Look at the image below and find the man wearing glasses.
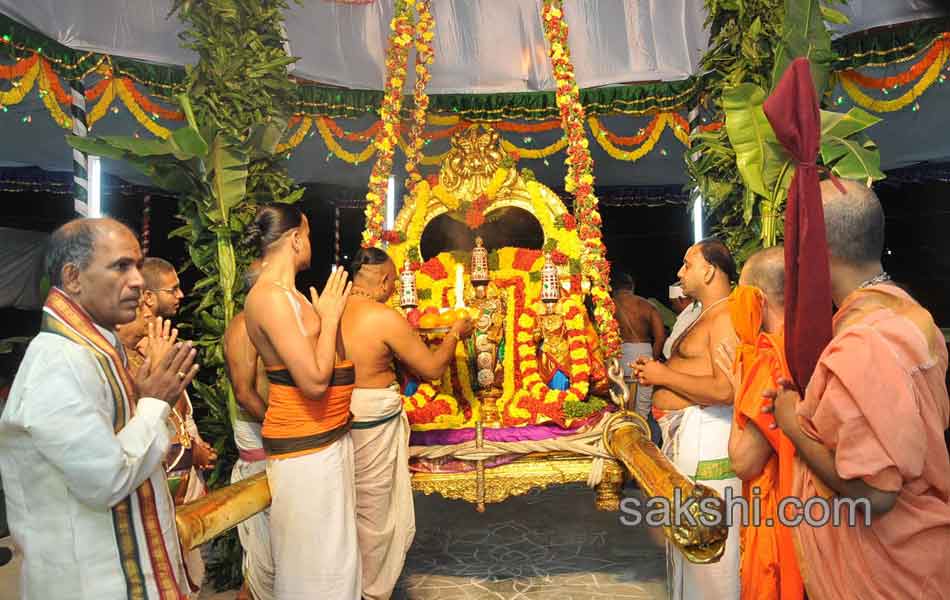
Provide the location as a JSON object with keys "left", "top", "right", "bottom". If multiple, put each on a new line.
{"left": 143, "top": 257, "right": 185, "bottom": 319}
{"left": 142, "top": 256, "right": 215, "bottom": 596}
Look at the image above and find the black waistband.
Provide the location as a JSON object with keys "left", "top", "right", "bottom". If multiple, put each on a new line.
{"left": 266, "top": 364, "right": 356, "bottom": 388}
{"left": 262, "top": 414, "right": 353, "bottom": 456}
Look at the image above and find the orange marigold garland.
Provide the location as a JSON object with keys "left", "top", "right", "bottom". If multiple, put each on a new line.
{"left": 404, "top": 0, "right": 435, "bottom": 192}
{"left": 362, "top": 0, "right": 414, "bottom": 248}
{"left": 540, "top": 0, "right": 621, "bottom": 358}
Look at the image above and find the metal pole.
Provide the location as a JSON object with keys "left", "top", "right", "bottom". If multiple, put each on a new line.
{"left": 70, "top": 80, "right": 89, "bottom": 216}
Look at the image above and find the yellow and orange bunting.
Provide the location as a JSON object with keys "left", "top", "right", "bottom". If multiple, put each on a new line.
{"left": 588, "top": 113, "right": 688, "bottom": 161}
{"left": 114, "top": 78, "right": 172, "bottom": 138}
{"left": 277, "top": 115, "right": 313, "bottom": 153}
{"left": 840, "top": 42, "right": 949, "bottom": 113}
{"left": 0, "top": 58, "right": 39, "bottom": 106}
{"left": 37, "top": 62, "right": 72, "bottom": 129}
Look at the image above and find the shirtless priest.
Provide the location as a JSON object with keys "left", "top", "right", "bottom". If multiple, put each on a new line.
{"left": 340, "top": 247, "right": 473, "bottom": 600}
{"left": 632, "top": 238, "right": 740, "bottom": 600}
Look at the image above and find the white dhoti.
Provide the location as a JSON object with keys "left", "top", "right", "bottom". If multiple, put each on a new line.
{"left": 176, "top": 392, "right": 207, "bottom": 597}
{"left": 231, "top": 418, "right": 274, "bottom": 600}
{"left": 621, "top": 342, "right": 654, "bottom": 417}
{"left": 267, "top": 436, "right": 361, "bottom": 600}
{"left": 180, "top": 466, "right": 207, "bottom": 595}
{"left": 665, "top": 404, "right": 741, "bottom": 600}
{"left": 349, "top": 386, "right": 415, "bottom": 600}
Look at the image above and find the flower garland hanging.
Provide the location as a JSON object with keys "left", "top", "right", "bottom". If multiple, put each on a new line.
{"left": 840, "top": 45, "right": 949, "bottom": 113}
{"left": 114, "top": 78, "right": 172, "bottom": 138}
{"left": 315, "top": 117, "right": 376, "bottom": 163}
{"left": 588, "top": 113, "right": 688, "bottom": 161}
{"left": 0, "top": 58, "right": 39, "bottom": 106}
{"left": 540, "top": 0, "right": 621, "bottom": 358}
{"left": 362, "top": 0, "right": 414, "bottom": 248}
{"left": 404, "top": 0, "right": 435, "bottom": 192}
{"left": 37, "top": 61, "right": 72, "bottom": 129}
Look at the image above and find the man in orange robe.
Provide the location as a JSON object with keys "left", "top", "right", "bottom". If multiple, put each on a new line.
{"left": 769, "top": 180, "right": 950, "bottom": 600}
{"left": 721, "top": 247, "right": 803, "bottom": 600}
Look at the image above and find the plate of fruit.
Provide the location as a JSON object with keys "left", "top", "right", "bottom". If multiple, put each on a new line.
{"left": 406, "top": 306, "right": 475, "bottom": 333}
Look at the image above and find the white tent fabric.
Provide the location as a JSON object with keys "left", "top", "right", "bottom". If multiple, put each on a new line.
{"left": 0, "top": 1, "right": 946, "bottom": 93}
{"left": 0, "top": 228, "right": 47, "bottom": 310}
{"left": 834, "top": 0, "right": 948, "bottom": 36}
{"left": 0, "top": 0, "right": 710, "bottom": 92}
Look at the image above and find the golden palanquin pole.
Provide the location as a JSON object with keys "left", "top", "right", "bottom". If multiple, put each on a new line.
{"left": 175, "top": 472, "right": 270, "bottom": 551}
{"left": 602, "top": 411, "right": 729, "bottom": 564}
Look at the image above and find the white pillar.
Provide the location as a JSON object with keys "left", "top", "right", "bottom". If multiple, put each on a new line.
{"left": 692, "top": 196, "right": 703, "bottom": 243}
{"left": 87, "top": 155, "right": 102, "bottom": 218}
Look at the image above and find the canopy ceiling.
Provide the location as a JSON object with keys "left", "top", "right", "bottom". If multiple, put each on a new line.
{"left": 0, "top": 0, "right": 946, "bottom": 93}
{"left": 0, "top": 1, "right": 949, "bottom": 190}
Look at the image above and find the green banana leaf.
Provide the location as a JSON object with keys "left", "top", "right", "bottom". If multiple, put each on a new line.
{"left": 722, "top": 83, "right": 793, "bottom": 200}
{"left": 819, "top": 107, "right": 885, "bottom": 182}
{"left": 171, "top": 126, "right": 209, "bottom": 159}
{"left": 206, "top": 132, "right": 249, "bottom": 223}
{"left": 66, "top": 135, "right": 141, "bottom": 161}
{"left": 771, "top": 0, "right": 835, "bottom": 96}
{"left": 246, "top": 118, "right": 287, "bottom": 159}
{"left": 820, "top": 5, "right": 850, "bottom": 26}
{"left": 820, "top": 106, "right": 881, "bottom": 140}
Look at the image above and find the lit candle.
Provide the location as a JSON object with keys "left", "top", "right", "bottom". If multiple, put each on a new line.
{"left": 455, "top": 263, "right": 465, "bottom": 308}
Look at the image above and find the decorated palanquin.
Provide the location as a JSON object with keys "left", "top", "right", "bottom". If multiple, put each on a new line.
{"left": 380, "top": 124, "right": 628, "bottom": 510}
{"left": 176, "top": 126, "right": 732, "bottom": 565}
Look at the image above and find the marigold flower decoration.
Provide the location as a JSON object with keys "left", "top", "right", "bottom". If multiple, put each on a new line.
{"left": 404, "top": 0, "right": 435, "bottom": 192}
{"left": 362, "top": 0, "right": 414, "bottom": 248}
{"left": 464, "top": 193, "right": 492, "bottom": 229}
{"left": 540, "top": 0, "right": 620, "bottom": 356}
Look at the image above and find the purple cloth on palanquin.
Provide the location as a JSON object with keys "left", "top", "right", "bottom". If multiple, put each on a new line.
{"left": 408, "top": 410, "right": 610, "bottom": 446}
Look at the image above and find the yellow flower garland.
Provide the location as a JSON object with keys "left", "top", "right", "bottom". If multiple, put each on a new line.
{"left": 500, "top": 136, "right": 568, "bottom": 159}
{"left": 0, "top": 60, "right": 39, "bottom": 106}
{"left": 114, "top": 77, "right": 171, "bottom": 139}
{"left": 276, "top": 116, "right": 312, "bottom": 153}
{"left": 37, "top": 65, "right": 72, "bottom": 129}
{"left": 589, "top": 113, "right": 668, "bottom": 161}
{"left": 87, "top": 80, "right": 117, "bottom": 128}
{"left": 840, "top": 46, "right": 949, "bottom": 112}
{"left": 315, "top": 117, "right": 377, "bottom": 163}
{"left": 404, "top": 0, "right": 435, "bottom": 190}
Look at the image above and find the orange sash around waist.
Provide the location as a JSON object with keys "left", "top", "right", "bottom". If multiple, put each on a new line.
{"left": 261, "top": 361, "right": 355, "bottom": 459}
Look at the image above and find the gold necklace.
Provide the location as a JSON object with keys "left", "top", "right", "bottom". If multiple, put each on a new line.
{"left": 350, "top": 287, "right": 376, "bottom": 301}
{"left": 697, "top": 295, "right": 728, "bottom": 318}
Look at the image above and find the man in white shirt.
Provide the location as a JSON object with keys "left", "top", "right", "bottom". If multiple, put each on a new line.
{"left": 0, "top": 217, "right": 199, "bottom": 599}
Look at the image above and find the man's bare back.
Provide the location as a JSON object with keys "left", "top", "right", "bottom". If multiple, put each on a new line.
{"left": 341, "top": 296, "right": 472, "bottom": 389}
{"left": 340, "top": 297, "right": 403, "bottom": 388}
{"left": 614, "top": 291, "right": 662, "bottom": 343}
{"left": 340, "top": 255, "right": 472, "bottom": 389}
{"left": 223, "top": 311, "right": 269, "bottom": 420}
{"left": 651, "top": 301, "right": 731, "bottom": 411}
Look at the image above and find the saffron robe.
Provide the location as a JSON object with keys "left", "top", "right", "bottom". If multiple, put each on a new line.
{"left": 793, "top": 284, "right": 950, "bottom": 600}
{"left": 729, "top": 286, "right": 803, "bottom": 600}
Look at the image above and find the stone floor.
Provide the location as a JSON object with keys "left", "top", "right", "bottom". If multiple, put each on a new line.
{"left": 2, "top": 484, "right": 669, "bottom": 600}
